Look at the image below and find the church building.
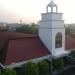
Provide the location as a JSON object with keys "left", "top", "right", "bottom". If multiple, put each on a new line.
{"left": 0, "top": 0, "right": 74, "bottom": 68}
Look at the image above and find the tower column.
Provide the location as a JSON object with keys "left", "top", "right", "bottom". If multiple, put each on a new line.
{"left": 51, "top": 7, "right": 53, "bottom": 12}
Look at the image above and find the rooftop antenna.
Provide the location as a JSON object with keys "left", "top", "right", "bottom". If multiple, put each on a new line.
{"left": 20, "top": 20, "right": 22, "bottom": 24}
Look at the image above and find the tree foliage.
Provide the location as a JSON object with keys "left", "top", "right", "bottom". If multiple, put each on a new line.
{"left": 16, "top": 23, "right": 38, "bottom": 34}
{"left": 0, "top": 69, "right": 2, "bottom": 75}
{"left": 70, "top": 50, "right": 75, "bottom": 57}
{"left": 65, "top": 25, "right": 75, "bottom": 35}
{"left": 65, "top": 27, "right": 70, "bottom": 35}
{"left": 22, "top": 61, "right": 39, "bottom": 75}
{"left": 52, "top": 58, "right": 64, "bottom": 72}
{"left": 3, "top": 68, "right": 16, "bottom": 75}
{"left": 38, "top": 60, "right": 50, "bottom": 74}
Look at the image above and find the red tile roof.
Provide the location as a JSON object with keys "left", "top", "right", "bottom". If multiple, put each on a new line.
{"left": 0, "top": 32, "right": 37, "bottom": 39}
{"left": 5, "top": 37, "right": 50, "bottom": 64}
{"left": 65, "top": 35, "right": 75, "bottom": 50}
{"left": 0, "top": 32, "right": 75, "bottom": 64}
{"left": 0, "top": 32, "right": 38, "bottom": 51}
{"left": 0, "top": 32, "right": 50, "bottom": 64}
{"left": 0, "top": 32, "right": 37, "bottom": 50}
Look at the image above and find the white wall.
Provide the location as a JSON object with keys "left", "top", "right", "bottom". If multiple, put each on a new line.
{"left": 42, "top": 13, "right": 63, "bottom": 21}
{"left": 52, "top": 21, "right": 64, "bottom": 28}
{"left": 39, "top": 29, "right": 52, "bottom": 52}
{"left": 39, "top": 12, "right": 68, "bottom": 57}
{"left": 39, "top": 20, "right": 64, "bottom": 29}
{"left": 52, "top": 28, "right": 65, "bottom": 50}
{"left": 39, "top": 21, "right": 52, "bottom": 28}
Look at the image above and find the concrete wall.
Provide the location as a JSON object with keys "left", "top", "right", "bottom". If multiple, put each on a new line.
{"left": 52, "top": 28, "right": 65, "bottom": 51}
{"left": 39, "top": 12, "right": 66, "bottom": 57}
{"left": 39, "top": 29, "right": 52, "bottom": 52}
{"left": 42, "top": 13, "right": 63, "bottom": 21}
{"left": 39, "top": 20, "right": 64, "bottom": 29}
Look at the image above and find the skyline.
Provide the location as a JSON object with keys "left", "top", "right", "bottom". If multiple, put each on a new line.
{"left": 0, "top": 0, "right": 75, "bottom": 24}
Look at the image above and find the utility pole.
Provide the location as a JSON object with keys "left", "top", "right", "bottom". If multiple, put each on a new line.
{"left": 20, "top": 20, "right": 22, "bottom": 24}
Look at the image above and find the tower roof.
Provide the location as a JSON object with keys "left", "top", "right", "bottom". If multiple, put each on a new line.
{"left": 46, "top": 0, "right": 58, "bottom": 13}
{"left": 47, "top": 0, "right": 57, "bottom": 7}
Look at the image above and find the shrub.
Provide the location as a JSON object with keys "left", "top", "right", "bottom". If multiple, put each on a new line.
{"left": 38, "top": 60, "right": 50, "bottom": 75}
{"left": 0, "top": 69, "right": 2, "bottom": 75}
{"left": 14, "top": 67, "right": 23, "bottom": 75}
{"left": 22, "top": 61, "right": 39, "bottom": 75}
{"left": 52, "top": 58, "right": 64, "bottom": 72}
{"left": 3, "top": 68, "right": 16, "bottom": 75}
{"left": 70, "top": 50, "right": 75, "bottom": 57}
{"left": 16, "top": 24, "right": 38, "bottom": 34}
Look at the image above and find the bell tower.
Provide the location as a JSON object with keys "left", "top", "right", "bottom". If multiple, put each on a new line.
{"left": 39, "top": 0, "right": 69, "bottom": 57}
{"left": 46, "top": 0, "right": 58, "bottom": 13}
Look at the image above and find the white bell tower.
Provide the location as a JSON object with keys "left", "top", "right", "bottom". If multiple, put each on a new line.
{"left": 39, "top": 0, "right": 69, "bottom": 58}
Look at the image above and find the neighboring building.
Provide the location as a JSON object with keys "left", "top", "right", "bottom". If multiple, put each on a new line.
{"left": 0, "top": 23, "right": 20, "bottom": 31}
{"left": 0, "top": 22, "right": 8, "bottom": 30}
{"left": 0, "top": 0, "right": 74, "bottom": 68}
{"left": 7, "top": 23, "right": 22, "bottom": 31}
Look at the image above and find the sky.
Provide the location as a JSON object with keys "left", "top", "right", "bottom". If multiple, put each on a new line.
{"left": 0, "top": 0, "right": 75, "bottom": 24}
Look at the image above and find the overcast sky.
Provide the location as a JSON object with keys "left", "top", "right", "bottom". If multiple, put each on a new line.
{"left": 0, "top": 0, "right": 75, "bottom": 24}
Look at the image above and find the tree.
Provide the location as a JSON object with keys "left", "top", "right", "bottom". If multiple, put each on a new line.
{"left": 65, "top": 27, "right": 70, "bottom": 35}
{"left": 31, "top": 23, "right": 38, "bottom": 34}
{"left": 38, "top": 60, "right": 50, "bottom": 75}
{"left": 22, "top": 61, "right": 39, "bottom": 75}
{"left": 16, "top": 23, "right": 38, "bottom": 34}
{"left": 3, "top": 68, "right": 16, "bottom": 75}
{"left": 52, "top": 58, "right": 64, "bottom": 72}
{"left": 16, "top": 25, "right": 31, "bottom": 33}
{"left": 70, "top": 50, "right": 75, "bottom": 57}
{"left": 0, "top": 69, "right": 2, "bottom": 75}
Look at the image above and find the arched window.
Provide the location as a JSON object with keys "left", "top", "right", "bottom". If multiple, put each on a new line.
{"left": 55, "top": 32, "right": 62, "bottom": 48}
{"left": 53, "top": 6, "right": 57, "bottom": 12}
{"left": 47, "top": 7, "right": 51, "bottom": 12}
